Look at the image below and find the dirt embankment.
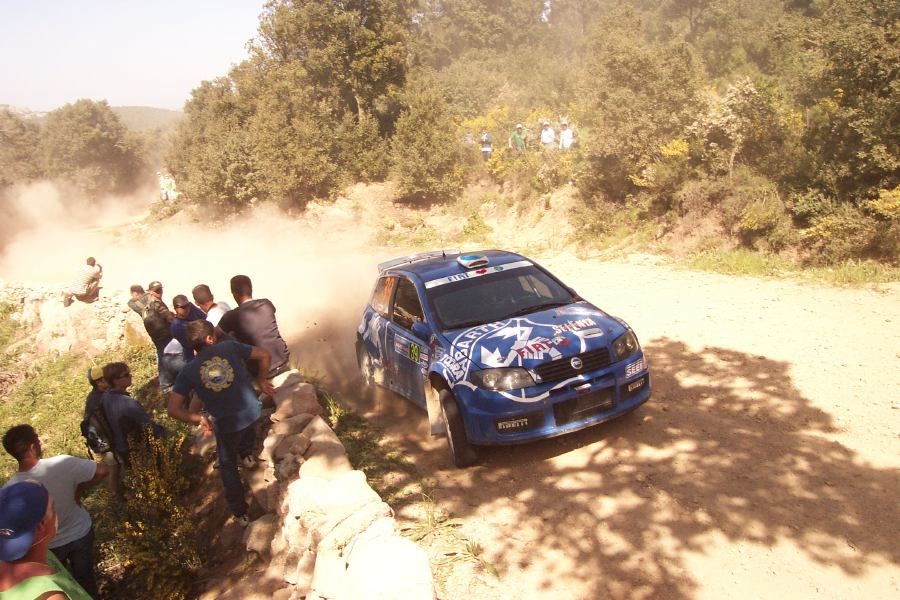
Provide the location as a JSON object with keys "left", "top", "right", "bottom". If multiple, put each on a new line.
{"left": 1, "top": 182, "right": 897, "bottom": 599}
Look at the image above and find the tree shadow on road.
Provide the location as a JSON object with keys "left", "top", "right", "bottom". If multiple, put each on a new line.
{"left": 427, "top": 337, "right": 898, "bottom": 597}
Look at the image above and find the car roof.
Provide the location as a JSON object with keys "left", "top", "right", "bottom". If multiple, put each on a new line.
{"left": 382, "top": 249, "right": 529, "bottom": 282}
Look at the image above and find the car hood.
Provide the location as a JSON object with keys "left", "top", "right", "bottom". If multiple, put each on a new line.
{"left": 443, "top": 301, "right": 626, "bottom": 370}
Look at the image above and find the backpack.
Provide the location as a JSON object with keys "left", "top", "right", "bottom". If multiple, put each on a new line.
{"left": 80, "top": 400, "right": 114, "bottom": 457}
{"left": 140, "top": 296, "right": 171, "bottom": 341}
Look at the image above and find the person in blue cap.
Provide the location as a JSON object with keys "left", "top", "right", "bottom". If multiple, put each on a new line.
{"left": 0, "top": 481, "right": 91, "bottom": 599}
{"left": 3, "top": 425, "right": 107, "bottom": 598}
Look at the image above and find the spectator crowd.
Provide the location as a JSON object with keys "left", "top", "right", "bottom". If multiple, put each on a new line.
{"left": 3, "top": 269, "right": 293, "bottom": 599}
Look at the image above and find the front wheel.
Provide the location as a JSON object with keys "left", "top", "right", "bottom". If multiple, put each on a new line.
{"left": 439, "top": 389, "right": 478, "bottom": 468}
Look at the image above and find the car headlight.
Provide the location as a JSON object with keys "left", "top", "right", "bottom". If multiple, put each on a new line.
{"left": 612, "top": 330, "right": 640, "bottom": 362}
{"left": 471, "top": 368, "right": 536, "bottom": 391}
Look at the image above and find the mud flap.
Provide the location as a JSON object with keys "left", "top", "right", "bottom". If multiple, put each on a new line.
{"left": 425, "top": 382, "right": 446, "bottom": 436}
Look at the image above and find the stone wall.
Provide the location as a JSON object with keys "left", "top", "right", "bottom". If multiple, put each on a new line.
{"left": 212, "top": 371, "right": 435, "bottom": 600}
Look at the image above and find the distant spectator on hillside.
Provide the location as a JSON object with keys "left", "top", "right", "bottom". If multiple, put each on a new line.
{"left": 0, "top": 481, "right": 92, "bottom": 599}
{"left": 191, "top": 284, "right": 232, "bottom": 327}
{"left": 508, "top": 124, "right": 527, "bottom": 154}
{"left": 540, "top": 120, "right": 556, "bottom": 148}
{"left": 219, "top": 275, "right": 291, "bottom": 380}
{"left": 559, "top": 120, "right": 575, "bottom": 150}
{"left": 479, "top": 128, "right": 493, "bottom": 162}
{"left": 63, "top": 257, "right": 102, "bottom": 307}
{"left": 3, "top": 425, "right": 108, "bottom": 598}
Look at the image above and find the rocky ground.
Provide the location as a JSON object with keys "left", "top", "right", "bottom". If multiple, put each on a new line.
{"left": 1, "top": 183, "right": 897, "bottom": 599}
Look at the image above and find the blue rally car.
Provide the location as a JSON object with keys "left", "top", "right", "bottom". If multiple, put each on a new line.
{"left": 356, "top": 249, "right": 651, "bottom": 467}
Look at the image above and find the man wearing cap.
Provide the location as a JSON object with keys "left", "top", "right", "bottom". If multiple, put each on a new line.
{"left": 167, "top": 319, "right": 275, "bottom": 526}
{"left": 559, "top": 120, "right": 575, "bottom": 150}
{"left": 540, "top": 120, "right": 556, "bottom": 148}
{"left": 170, "top": 294, "right": 207, "bottom": 362}
{"left": 142, "top": 281, "right": 176, "bottom": 390}
{"left": 0, "top": 481, "right": 91, "bottom": 599}
{"left": 2, "top": 426, "right": 107, "bottom": 598}
{"left": 191, "top": 284, "right": 232, "bottom": 327}
{"left": 508, "top": 123, "right": 527, "bottom": 153}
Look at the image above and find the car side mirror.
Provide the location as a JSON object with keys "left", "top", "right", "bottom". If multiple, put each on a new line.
{"left": 411, "top": 321, "right": 431, "bottom": 341}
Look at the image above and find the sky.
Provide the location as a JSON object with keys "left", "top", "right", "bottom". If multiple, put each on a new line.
{"left": 0, "top": 0, "right": 266, "bottom": 112}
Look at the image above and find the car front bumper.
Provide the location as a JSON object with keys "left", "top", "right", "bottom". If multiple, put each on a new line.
{"left": 456, "top": 361, "right": 651, "bottom": 445}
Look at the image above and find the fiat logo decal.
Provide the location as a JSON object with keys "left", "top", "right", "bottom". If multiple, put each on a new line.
{"left": 570, "top": 357, "right": 583, "bottom": 370}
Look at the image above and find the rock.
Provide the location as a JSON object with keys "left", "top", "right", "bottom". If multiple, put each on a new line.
{"left": 275, "top": 432, "right": 312, "bottom": 461}
{"left": 311, "top": 548, "right": 346, "bottom": 600}
{"left": 299, "top": 441, "right": 352, "bottom": 480}
{"left": 272, "top": 383, "right": 321, "bottom": 421}
{"left": 244, "top": 514, "right": 279, "bottom": 558}
{"left": 319, "top": 501, "right": 393, "bottom": 551}
{"left": 343, "top": 535, "right": 435, "bottom": 600}
{"left": 272, "top": 586, "right": 295, "bottom": 600}
{"left": 291, "top": 548, "right": 317, "bottom": 597}
{"left": 271, "top": 413, "right": 316, "bottom": 437}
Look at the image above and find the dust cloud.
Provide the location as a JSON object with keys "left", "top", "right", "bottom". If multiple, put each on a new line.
{"left": 0, "top": 186, "right": 405, "bottom": 392}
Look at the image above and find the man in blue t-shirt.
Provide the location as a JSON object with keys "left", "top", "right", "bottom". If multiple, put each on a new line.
{"left": 167, "top": 319, "right": 274, "bottom": 525}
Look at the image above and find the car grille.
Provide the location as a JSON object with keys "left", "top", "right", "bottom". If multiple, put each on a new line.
{"left": 534, "top": 347, "right": 611, "bottom": 383}
{"left": 553, "top": 388, "right": 615, "bottom": 426}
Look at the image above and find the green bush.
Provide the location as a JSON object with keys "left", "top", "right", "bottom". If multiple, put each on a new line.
{"left": 114, "top": 432, "right": 199, "bottom": 600}
{"left": 800, "top": 203, "right": 878, "bottom": 265}
{"left": 720, "top": 172, "right": 795, "bottom": 251}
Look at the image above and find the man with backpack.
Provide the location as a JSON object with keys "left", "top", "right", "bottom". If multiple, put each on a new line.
{"left": 129, "top": 281, "right": 176, "bottom": 390}
{"left": 81, "top": 366, "right": 120, "bottom": 494}
{"left": 2, "top": 425, "right": 108, "bottom": 598}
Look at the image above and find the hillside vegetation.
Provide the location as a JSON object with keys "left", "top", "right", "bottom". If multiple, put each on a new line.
{"left": 111, "top": 106, "right": 182, "bottom": 131}
{"left": 2, "top": 0, "right": 897, "bottom": 268}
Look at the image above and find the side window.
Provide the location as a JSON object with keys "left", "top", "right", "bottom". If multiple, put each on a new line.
{"left": 371, "top": 276, "right": 396, "bottom": 318}
{"left": 392, "top": 278, "right": 424, "bottom": 332}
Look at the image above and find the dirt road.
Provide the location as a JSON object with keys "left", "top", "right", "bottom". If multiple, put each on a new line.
{"left": 314, "top": 253, "right": 900, "bottom": 600}
{"left": 2, "top": 190, "right": 897, "bottom": 599}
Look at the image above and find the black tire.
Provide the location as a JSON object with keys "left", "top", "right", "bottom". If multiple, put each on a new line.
{"left": 356, "top": 341, "right": 375, "bottom": 388}
{"left": 439, "top": 389, "right": 478, "bottom": 468}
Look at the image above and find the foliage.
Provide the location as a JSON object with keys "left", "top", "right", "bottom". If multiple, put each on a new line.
{"left": 800, "top": 202, "right": 879, "bottom": 265}
{"left": 38, "top": 100, "right": 145, "bottom": 197}
{"left": 574, "top": 6, "right": 704, "bottom": 200}
{"left": 391, "top": 83, "right": 464, "bottom": 203}
{"left": 0, "top": 109, "right": 41, "bottom": 187}
{"left": 114, "top": 433, "right": 199, "bottom": 600}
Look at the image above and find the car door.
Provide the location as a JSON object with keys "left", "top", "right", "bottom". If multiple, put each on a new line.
{"left": 385, "top": 276, "right": 428, "bottom": 407}
{"left": 361, "top": 275, "right": 396, "bottom": 384}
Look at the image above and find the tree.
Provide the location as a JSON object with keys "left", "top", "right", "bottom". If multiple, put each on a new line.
{"left": 575, "top": 7, "right": 703, "bottom": 200}
{"left": 0, "top": 109, "right": 41, "bottom": 188}
{"left": 38, "top": 100, "right": 142, "bottom": 196}
{"left": 391, "top": 82, "right": 464, "bottom": 203}
{"left": 255, "top": 0, "right": 415, "bottom": 131}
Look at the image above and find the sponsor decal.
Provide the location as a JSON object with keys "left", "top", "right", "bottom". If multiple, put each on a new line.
{"left": 625, "top": 358, "right": 645, "bottom": 378}
{"left": 409, "top": 343, "right": 420, "bottom": 363}
{"left": 497, "top": 418, "right": 530, "bottom": 430}
{"left": 424, "top": 260, "right": 532, "bottom": 289}
{"left": 552, "top": 318, "right": 599, "bottom": 336}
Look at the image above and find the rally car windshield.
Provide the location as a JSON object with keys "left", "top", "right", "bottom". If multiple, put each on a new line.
{"left": 427, "top": 266, "right": 576, "bottom": 331}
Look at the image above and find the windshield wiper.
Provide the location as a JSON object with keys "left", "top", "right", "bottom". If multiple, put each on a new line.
{"left": 504, "top": 301, "right": 571, "bottom": 319}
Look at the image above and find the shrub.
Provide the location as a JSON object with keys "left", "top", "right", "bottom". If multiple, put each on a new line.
{"left": 800, "top": 203, "right": 878, "bottom": 265}
{"left": 115, "top": 432, "right": 199, "bottom": 600}
{"left": 718, "top": 172, "right": 795, "bottom": 251}
{"left": 789, "top": 189, "right": 836, "bottom": 226}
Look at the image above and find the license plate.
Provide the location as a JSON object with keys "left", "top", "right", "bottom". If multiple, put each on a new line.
{"left": 628, "top": 378, "right": 645, "bottom": 392}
